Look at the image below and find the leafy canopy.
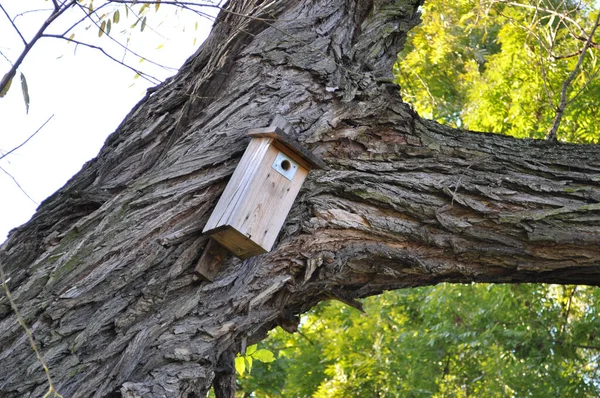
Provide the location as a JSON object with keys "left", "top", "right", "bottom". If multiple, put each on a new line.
{"left": 395, "top": 0, "right": 600, "bottom": 142}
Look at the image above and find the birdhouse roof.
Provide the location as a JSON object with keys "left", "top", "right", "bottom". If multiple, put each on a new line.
{"left": 247, "top": 126, "right": 326, "bottom": 170}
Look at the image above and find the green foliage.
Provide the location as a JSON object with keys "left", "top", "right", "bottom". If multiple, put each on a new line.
{"left": 395, "top": 0, "right": 600, "bottom": 142}
{"left": 240, "top": 285, "right": 600, "bottom": 397}
{"left": 236, "top": 344, "right": 276, "bottom": 376}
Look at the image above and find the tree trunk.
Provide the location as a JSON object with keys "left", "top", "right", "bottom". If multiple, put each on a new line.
{"left": 1, "top": 0, "right": 599, "bottom": 396}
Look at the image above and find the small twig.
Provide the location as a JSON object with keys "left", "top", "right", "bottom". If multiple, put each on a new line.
{"left": 0, "top": 0, "right": 77, "bottom": 95}
{"left": 0, "top": 114, "right": 54, "bottom": 161}
{"left": 59, "top": 1, "right": 111, "bottom": 38}
{"left": 74, "top": 3, "right": 178, "bottom": 72}
{"left": 42, "top": 35, "right": 161, "bottom": 84}
{"left": 495, "top": 1, "right": 589, "bottom": 38}
{"left": 547, "top": 12, "right": 600, "bottom": 140}
{"left": 0, "top": 263, "right": 63, "bottom": 397}
{"left": 0, "top": 5, "right": 27, "bottom": 45}
{"left": 559, "top": 286, "right": 577, "bottom": 336}
{"left": 0, "top": 166, "right": 38, "bottom": 205}
{"left": 14, "top": 8, "right": 55, "bottom": 20}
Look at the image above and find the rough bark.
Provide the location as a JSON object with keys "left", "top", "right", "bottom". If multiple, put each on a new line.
{"left": 1, "top": 0, "right": 599, "bottom": 396}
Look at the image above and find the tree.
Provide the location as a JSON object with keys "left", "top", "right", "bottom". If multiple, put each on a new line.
{"left": 1, "top": 0, "right": 599, "bottom": 397}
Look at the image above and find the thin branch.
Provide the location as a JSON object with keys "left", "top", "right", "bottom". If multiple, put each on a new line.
{"left": 0, "top": 263, "right": 62, "bottom": 397}
{"left": 42, "top": 35, "right": 161, "bottom": 84}
{"left": 0, "top": 50, "right": 12, "bottom": 65}
{"left": 567, "top": 63, "right": 600, "bottom": 105}
{"left": 14, "top": 8, "right": 55, "bottom": 21}
{"left": 547, "top": 11, "right": 600, "bottom": 140}
{"left": 0, "top": 5, "right": 27, "bottom": 46}
{"left": 74, "top": 3, "right": 178, "bottom": 72}
{"left": 0, "top": 166, "right": 37, "bottom": 205}
{"left": 59, "top": 2, "right": 111, "bottom": 38}
{"left": 493, "top": 0, "right": 589, "bottom": 37}
{"left": 559, "top": 285, "right": 577, "bottom": 336}
{"left": 0, "top": 115, "right": 54, "bottom": 161}
{"left": 0, "top": 0, "right": 77, "bottom": 96}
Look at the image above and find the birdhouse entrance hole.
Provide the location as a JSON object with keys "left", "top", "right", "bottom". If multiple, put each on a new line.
{"left": 272, "top": 151, "right": 298, "bottom": 181}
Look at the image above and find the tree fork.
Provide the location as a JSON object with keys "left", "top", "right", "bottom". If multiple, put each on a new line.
{"left": 0, "top": 0, "right": 599, "bottom": 396}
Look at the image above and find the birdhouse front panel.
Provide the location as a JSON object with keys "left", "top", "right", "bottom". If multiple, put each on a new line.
{"left": 203, "top": 136, "right": 309, "bottom": 259}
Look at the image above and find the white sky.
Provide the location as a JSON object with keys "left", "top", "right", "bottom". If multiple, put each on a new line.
{"left": 0, "top": 1, "right": 217, "bottom": 242}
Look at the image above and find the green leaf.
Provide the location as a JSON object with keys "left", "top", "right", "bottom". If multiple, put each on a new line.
{"left": 0, "top": 72, "right": 14, "bottom": 98}
{"left": 140, "top": 16, "right": 147, "bottom": 32}
{"left": 113, "top": 10, "right": 120, "bottom": 23}
{"left": 20, "top": 72, "right": 29, "bottom": 114}
{"left": 245, "top": 356, "right": 253, "bottom": 373}
{"left": 155, "top": 0, "right": 161, "bottom": 12}
{"left": 252, "top": 349, "right": 275, "bottom": 363}
{"left": 246, "top": 344, "right": 258, "bottom": 356}
{"left": 234, "top": 356, "right": 246, "bottom": 375}
{"left": 106, "top": 19, "right": 112, "bottom": 35}
{"left": 68, "top": 33, "right": 75, "bottom": 41}
{"left": 99, "top": 20, "right": 106, "bottom": 37}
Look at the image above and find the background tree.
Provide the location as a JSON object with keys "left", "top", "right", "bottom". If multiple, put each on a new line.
{"left": 396, "top": 0, "right": 600, "bottom": 142}
{"left": 1, "top": 1, "right": 600, "bottom": 397}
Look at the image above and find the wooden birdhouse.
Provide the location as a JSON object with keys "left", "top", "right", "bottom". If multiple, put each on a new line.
{"left": 196, "top": 118, "right": 324, "bottom": 280}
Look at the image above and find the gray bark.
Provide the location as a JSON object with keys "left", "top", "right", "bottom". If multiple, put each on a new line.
{"left": 1, "top": 0, "right": 599, "bottom": 396}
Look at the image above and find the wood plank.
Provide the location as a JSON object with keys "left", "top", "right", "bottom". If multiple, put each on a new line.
{"left": 203, "top": 138, "right": 272, "bottom": 232}
{"left": 194, "top": 238, "right": 230, "bottom": 281}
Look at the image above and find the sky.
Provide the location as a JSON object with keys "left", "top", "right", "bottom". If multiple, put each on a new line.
{"left": 0, "top": 1, "right": 218, "bottom": 242}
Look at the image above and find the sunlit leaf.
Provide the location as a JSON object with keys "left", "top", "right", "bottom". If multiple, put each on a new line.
{"left": 246, "top": 344, "right": 258, "bottom": 356}
{"left": 99, "top": 20, "right": 106, "bottom": 37}
{"left": 155, "top": 0, "right": 161, "bottom": 12}
{"left": 234, "top": 356, "right": 246, "bottom": 375}
{"left": 113, "top": 10, "right": 120, "bottom": 23}
{"left": 68, "top": 33, "right": 75, "bottom": 41}
{"left": 245, "top": 356, "right": 253, "bottom": 373}
{"left": 140, "top": 16, "right": 147, "bottom": 32}
{"left": 252, "top": 349, "right": 275, "bottom": 363}
{"left": 20, "top": 72, "right": 29, "bottom": 114}
{"left": 106, "top": 19, "right": 112, "bottom": 35}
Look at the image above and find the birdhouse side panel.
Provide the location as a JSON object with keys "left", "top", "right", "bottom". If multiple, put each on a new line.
{"left": 203, "top": 137, "right": 273, "bottom": 233}
{"left": 230, "top": 145, "right": 308, "bottom": 252}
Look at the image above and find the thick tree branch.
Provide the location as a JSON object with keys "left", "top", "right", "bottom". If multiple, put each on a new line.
{"left": 0, "top": 1, "right": 599, "bottom": 397}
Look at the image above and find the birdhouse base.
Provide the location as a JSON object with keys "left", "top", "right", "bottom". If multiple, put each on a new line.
{"left": 205, "top": 225, "right": 268, "bottom": 259}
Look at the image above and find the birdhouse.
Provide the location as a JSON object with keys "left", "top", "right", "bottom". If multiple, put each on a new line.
{"left": 197, "top": 120, "right": 324, "bottom": 279}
